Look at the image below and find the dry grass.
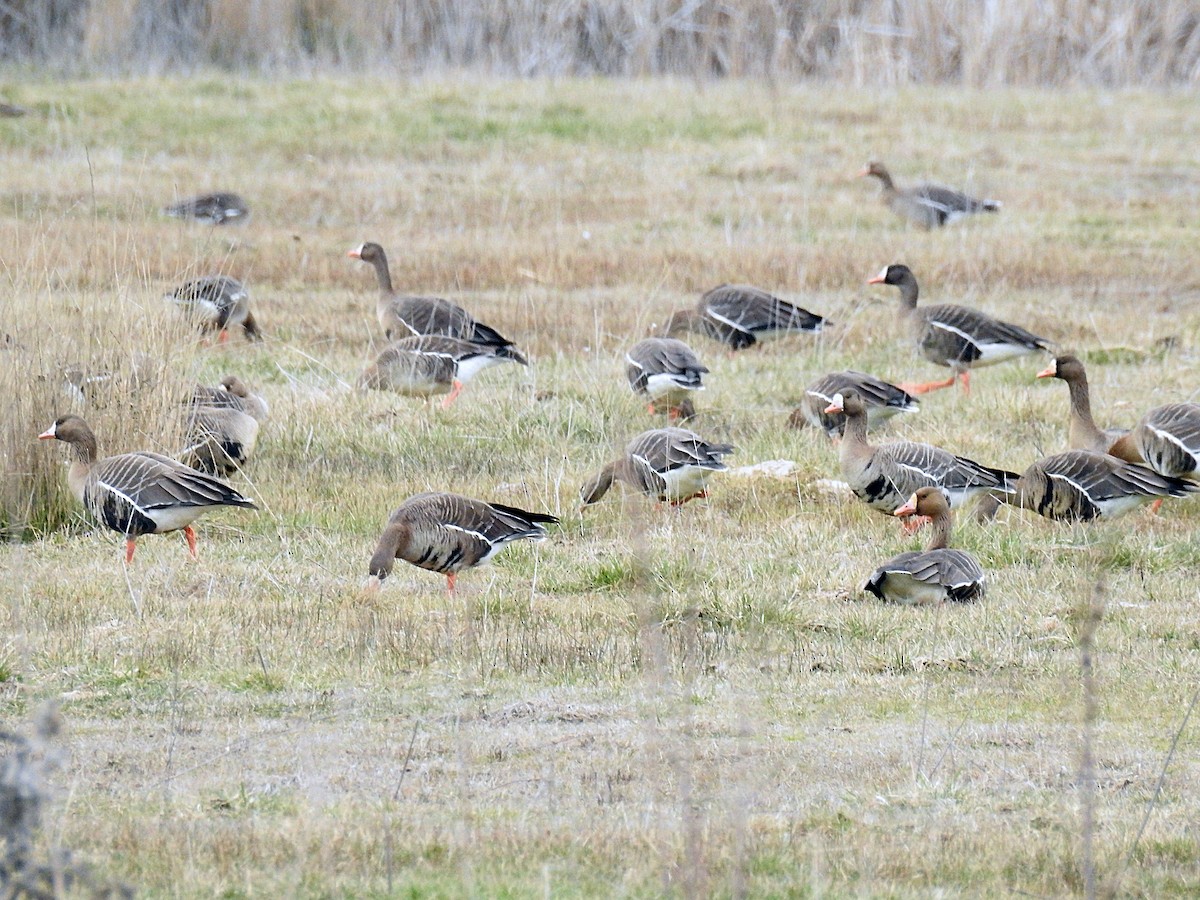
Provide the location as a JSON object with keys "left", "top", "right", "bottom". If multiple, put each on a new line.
{"left": 3, "top": 77, "right": 1200, "bottom": 895}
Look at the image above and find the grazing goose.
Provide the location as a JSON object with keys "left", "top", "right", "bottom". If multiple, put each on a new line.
{"left": 181, "top": 405, "right": 259, "bottom": 476}
{"left": 625, "top": 337, "right": 708, "bottom": 419}
{"left": 365, "top": 492, "right": 558, "bottom": 596}
{"left": 869, "top": 264, "right": 1049, "bottom": 394}
{"left": 165, "top": 275, "right": 262, "bottom": 343}
{"left": 38, "top": 415, "right": 256, "bottom": 562}
{"left": 359, "top": 335, "right": 524, "bottom": 407}
{"left": 825, "top": 390, "right": 1016, "bottom": 527}
{"left": 192, "top": 375, "right": 270, "bottom": 423}
{"left": 975, "top": 450, "right": 1199, "bottom": 523}
{"left": 662, "top": 284, "right": 825, "bottom": 351}
{"left": 858, "top": 161, "right": 1000, "bottom": 229}
{"left": 791, "top": 370, "right": 918, "bottom": 439}
{"left": 349, "top": 242, "right": 526, "bottom": 361}
{"left": 580, "top": 427, "right": 735, "bottom": 507}
{"left": 1038, "top": 356, "right": 1200, "bottom": 480}
{"left": 163, "top": 192, "right": 250, "bottom": 226}
{"left": 863, "top": 487, "right": 986, "bottom": 605}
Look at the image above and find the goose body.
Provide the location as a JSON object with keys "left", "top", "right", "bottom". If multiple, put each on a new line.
{"left": 864, "top": 487, "right": 985, "bottom": 605}
{"left": 163, "top": 192, "right": 249, "bottom": 226}
{"left": 859, "top": 161, "right": 1000, "bottom": 229}
{"left": 981, "top": 450, "right": 1199, "bottom": 522}
{"left": 192, "top": 375, "right": 270, "bottom": 423}
{"left": 826, "top": 390, "right": 1015, "bottom": 521}
{"left": 1135, "top": 403, "right": 1200, "bottom": 479}
{"left": 662, "top": 284, "right": 825, "bottom": 351}
{"left": 625, "top": 337, "right": 708, "bottom": 418}
{"left": 360, "top": 335, "right": 521, "bottom": 407}
{"left": 581, "top": 427, "right": 735, "bottom": 507}
{"left": 870, "top": 264, "right": 1048, "bottom": 394}
{"left": 793, "top": 370, "right": 918, "bottom": 439}
{"left": 166, "top": 275, "right": 261, "bottom": 342}
{"left": 366, "top": 492, "right": 558, "bottom": 595}
{"left": 181, "top": 405, "right": 259, "bottom": 476}
{"left": 349, "top": 242, "right": 526, "bottom": 361}
{"left": 38, "top": 415, "right": 256, "bottom": 562}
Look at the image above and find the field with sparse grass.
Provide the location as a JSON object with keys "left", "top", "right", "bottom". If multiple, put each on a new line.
{"left": 3, "top": 77, "right": 1200, "bottom": 896}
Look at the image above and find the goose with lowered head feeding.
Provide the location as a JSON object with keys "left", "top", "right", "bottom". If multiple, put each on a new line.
{"left": 661, "top": 283, "right": 826, "bottom": 351}
{"left": 580, "top": 427, "right": 734, "bottom": 508}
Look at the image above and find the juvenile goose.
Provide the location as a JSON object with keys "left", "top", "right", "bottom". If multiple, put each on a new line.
{"left": 858, "top": 161, "right": 1001, "bottom": 229}
{"left": 625, "top": 337, "right": 708, "bottom": 419}
{"left": 349, "top": 242, "right": 526, "bottom": 361}
{"left": 165, "top": 275, "right": 262, "bottom": 343}
{"left": 38, "top": 415, "right": 257, "bottom": 562}
{"left": 192, "top": 375, "right": 270, "bottom": 423}
{"left": 365, "top": 492, "right": 558, "bottom": 596}
{"left": 1037, "top": 356, "right": 1200, "bottom": 480}
{"left": 181, "top": 405, "right": 259, "bottom": 476}
{"left": 825, "top": 390, "right": 1016, "bottom": 527}
{"left": 863, "top": 487, "right": 986, "bottom": 605}
{"left": 163, "top": 192, "right": 250, "bottom": 226}
{"left": 581, "top": 427, "right": 735, "bottom": 507}
{"left": 975, "top": 450, "right": 1199, "bottom": 523}
{"left": 869, "top": 264, "right": 1049, "bottom": 394}
{"left": 360, "top": 335, "right": 524, "bottom": 407}
{"left": 791, "top": 370, "right": 918, "bottom": 439}
{"left": 662, "top": 284, "right": 825, "bottom": 351}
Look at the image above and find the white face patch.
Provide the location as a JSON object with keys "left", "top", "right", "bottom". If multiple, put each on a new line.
{"left": 829, "top": 392, "right": 845, "bottom": 409}
{"left": 875, "top": 266, "right": 889, "bottom": 282}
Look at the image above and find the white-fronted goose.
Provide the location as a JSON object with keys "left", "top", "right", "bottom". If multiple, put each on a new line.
{"left": 192, "top": 375, "right": 270, "bottom": 423}
{"left": 869, "top": 264, "right": 1048, "bottom": 394}
{"left": 791, "top": 370, "right": 918, "bottom": 439}
{"left": 365, "top": 492, "right": 558, "bottom": 595}
{"left": 360, "top": 335, "right": 523, "bottom": 407}
{"left": 858, "top": 161, "right": 1000, "bottom": 229}
{"left": 38, "top": 415, "right": 256, "bottom": 562}
{"left": 863, "top": 487, "right": 986, "bottom": 605}
{"left": 181, "top": 405, "right": 259, "bottom": 476}
{"left": 165, "top": 276, "right": 262, "bottom": 343}
{"left": 349, "top": 242, "right": 527, "bottom": 362}
{"left": 580, "top": 427, "right": 735, "bottom": 507}
{"left": 976, "top": 450, "right": 1199, "bottom": 522}
{"left": 825, "top": 390, "right": 1015, "bottom": 527}
{"left": 625, "top": 337, "right": 708, "bottom": 419}
{"left": 662, "top": 284, "right": 825, "bottom": 351}
{"left": 163, "top": 192, "right": 250, "bottom": 226}
{"left": 1037, "top": 355, "right": 1200, "bottom": 481}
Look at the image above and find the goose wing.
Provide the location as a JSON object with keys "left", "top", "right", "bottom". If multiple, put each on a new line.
{"left": 399, "top": 492, "right": 557, "bottom": 573}
{"left": 921, "top": 304, "right": 1047, "bottom": 358}
{"left": 626, "top": 338, "right": 707, "bottom": 391}
{"left": 864, "top": 549, "right": 985, "bottom": 602}
{"left": 1028, "top": 450, "right": 1197, "bottom": 521}
{"left": 1137, "top": 403, "right": 1200, "bottom": 476}
{"left": 880, "top": 441, "right": 1013, "bottom": 495}
{"left": 701, "top": 284, "right": 824, "bottom": 336}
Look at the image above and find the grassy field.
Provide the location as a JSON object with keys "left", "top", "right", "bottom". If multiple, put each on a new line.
{"left": 3, "top": 77, "right": 1200, "bottom": 896}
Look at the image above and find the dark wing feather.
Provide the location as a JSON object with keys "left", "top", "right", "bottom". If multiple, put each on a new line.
{"left": 701, "top": 284, "right": 824, "bottom": 336}
{"left": 922, "top": 304, "right": 1048, "bottom": 351}
{"left": 1137, "top": 403, "right": 1200, "bottom": 477}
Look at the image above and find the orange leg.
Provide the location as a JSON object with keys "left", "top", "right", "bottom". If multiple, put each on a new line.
{"left": 445, "top": 573, "right": 458, "bottom": 597}
{"left": 1150, "top": 498, "right": 1164, "bottom": 514}
{"left": 217, "top": 329, "right": 230, "bottom": 344}
{"left": 440, "top": 380, "right": 464, "bottom": 409}
{"left": 125, "top": 538, "right": 137, "bottom": 563}
{"left": 184, "top": 525, "right": 199, "bottom": 560}
{"left": 667, "top": 407, "right": 681, "bottom": 421}
{"left": 959, "top": 370, "right": 971, "bottom": 395}
{"left": 646, "top": 402, "right": 658, "bottom": 414}
{"left": 897, "top": 374, "right": 958, "bottom": 395}
{"left": 900, "top": 515, "right": 930, "bottom": 535}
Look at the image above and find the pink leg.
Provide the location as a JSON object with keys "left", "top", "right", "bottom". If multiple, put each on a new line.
{"left": 959, "top": 370, "right": 971, "bottom": 395}
{"left": 440, "top": 380, "right": 464, "bottom": 409}
{"left": 125, "top": 538, "right": 137, "bottom": 563}
{"left": 184, "top": 525, "right": 199, "bottom": 560}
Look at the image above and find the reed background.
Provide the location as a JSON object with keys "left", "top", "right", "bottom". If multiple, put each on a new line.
{"left": 3, "top": 68, "right": 1200, "bottom": 896}
{"left": 3, "top": 0, "right": 1200, "bottom": 85}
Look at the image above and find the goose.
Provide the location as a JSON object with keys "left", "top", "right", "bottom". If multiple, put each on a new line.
{"left": 349, "top": 242, "right": 526, "bottom": 361}
{"left": 359, "top": 335, "right": 524, "bottom": 407}
{"left": 38, "top": 415, "right": 256, "bottom": 562}
{"left": 181, "top": 405, "right": 259, "bottom": 476}
{"left": 192, "top": 375, "right": 270, "bottom": 423}
{"left": 625, "top": 337, "right": 708, "bottom": 419}
{"left": 975, "top": 450, "right": 1199, "bottom": 523}
{"left": 869, "top": 264, "right": 1048, "bottom": 394}
{"left": 791, "top": 370, "right": 918, "bottom": 440}
{"left": 1037, "top": 356, "right": 1200, "bottom": 480}
{"left": 165, "top": 275, "right": 262, "bottom": 343}
{"left": 858, "top": 161, "right": 1000, "bottom": 229}
{"left": 163, "top": 192, "right": 250, "bottom": 226}
{"left": 580, "top": 427, "right": 735, "bottom": 507}
{"left": 825, "top": 390, "right": 1016, "bottom": 528}
{"left": 661, "top": 284, "right": 825, "bottom": 351}
{"left": 365, "top": 492, "right": 558, "bottom": 596}
{"left": 863, "top": 487, "right": 986, "bottom": 605}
